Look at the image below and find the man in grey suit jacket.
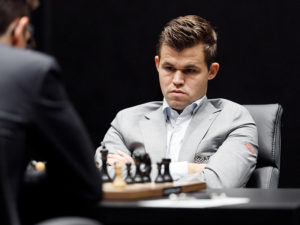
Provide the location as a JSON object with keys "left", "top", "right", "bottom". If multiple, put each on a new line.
{"left": 0, "top": 1, "right": 101, "bottom": 224}
{"left": 95, "top": 15, "right": 258, "bottom": 188}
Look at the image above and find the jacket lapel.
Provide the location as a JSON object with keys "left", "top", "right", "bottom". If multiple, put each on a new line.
{"left": 179, "top": 98, "right": 221, "bottom": 161}
{"left": 139, "top": 106, "right": 167, "bottom": 164}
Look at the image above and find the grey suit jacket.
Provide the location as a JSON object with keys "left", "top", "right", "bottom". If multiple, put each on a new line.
{"left": 95, "top": 96, "right": 258, "bottom": 188}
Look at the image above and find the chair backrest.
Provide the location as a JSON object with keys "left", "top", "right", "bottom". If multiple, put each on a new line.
{"left": 244, "top": 104, "right": 283, "bottom": 188}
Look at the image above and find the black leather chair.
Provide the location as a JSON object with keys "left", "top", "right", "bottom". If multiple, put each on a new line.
{"left": 244, "top": 104, "right": 283, "bottom": 188}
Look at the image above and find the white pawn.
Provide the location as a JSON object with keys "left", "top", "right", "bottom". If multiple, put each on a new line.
{"left": 112, "top": 162, "right": 126, "bottom": 188}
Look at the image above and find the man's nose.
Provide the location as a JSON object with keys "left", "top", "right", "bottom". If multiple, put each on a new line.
{"left": 172, "top": 71, "right": 184, "bottom": 86}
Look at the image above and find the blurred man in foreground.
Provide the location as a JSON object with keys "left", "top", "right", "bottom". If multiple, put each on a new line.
{"left": 0, "top": 0, "right": 102, "bottom": 224}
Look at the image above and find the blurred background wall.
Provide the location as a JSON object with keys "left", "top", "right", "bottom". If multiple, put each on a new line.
{"left": 31, "top": 0, "right": 300, "bottom": 187}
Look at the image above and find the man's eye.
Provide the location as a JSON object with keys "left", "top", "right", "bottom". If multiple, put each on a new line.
{"left": 165, "top": 66, "right": 175, "bottom": 72}
{"left": 184, "top": 68, "right": 197, "bottom": 74}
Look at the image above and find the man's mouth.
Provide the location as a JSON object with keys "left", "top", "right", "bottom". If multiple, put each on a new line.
{"left": 171, "top": 89, "right": 185, "bottom": 94}
{"left": 169, "top": 89, "right": 186, "bottom": 96}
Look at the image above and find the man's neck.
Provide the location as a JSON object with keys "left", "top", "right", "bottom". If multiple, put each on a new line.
{"left": 173, "top": 108, "right": 183, "bottom": 114}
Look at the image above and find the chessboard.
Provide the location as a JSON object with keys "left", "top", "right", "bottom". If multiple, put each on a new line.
{"left": 103, "top": 181, "right": 206, "bottom": 200}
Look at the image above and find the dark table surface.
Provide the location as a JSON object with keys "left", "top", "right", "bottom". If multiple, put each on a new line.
{"left": 97, "top": 188, "right": 300, "bottom": 225}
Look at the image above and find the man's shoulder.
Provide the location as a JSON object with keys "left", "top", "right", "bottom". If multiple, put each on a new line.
{"left": 17, "top": 49, "right": 56, "bottom": 68}
{"left": 208, "top": 98, "right": 242, "bottom": 108}
{"left": 207, "top": 98, "right": 254, "bottom": 125}
{"left": 116, "top": 101, "right": 163, "bottom": 118}
{"left": 208, "top": 98, "right": 250, "bottom": 115}
{"left": 0, "top": 44, "right": 57, "bottom": 71}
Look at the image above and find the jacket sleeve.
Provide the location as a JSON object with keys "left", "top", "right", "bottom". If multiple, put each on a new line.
{"left": 95, "top": 109, "right": 134, "bottom": 165}
{"left": 180, "top": 106, "right": 258, "bottom": 188}
{"left": 33, "top": 58, "right": 102, "bottom": 204}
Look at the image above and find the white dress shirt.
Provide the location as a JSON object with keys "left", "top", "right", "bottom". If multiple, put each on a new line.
{"left": 162, "top": 97, "right": 204, "bottom": 180}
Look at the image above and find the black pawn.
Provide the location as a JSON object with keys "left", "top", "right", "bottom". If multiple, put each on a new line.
{"left": 125, "top": 162, "right": 134, "bottom": 184}
{"left": 162, "top": 158, "right": 173, "bottom": 182}
{"left": 133, "top": 155, "right": 143, "bottom": 183}
{"left": 155, "top": 162, "right": 164, "bottom": 183}
{"left": 141, "top": 153, "right": 152, "bottom": 183}
{"left": 100, "top": 143, "right": 112, "bottom": 182}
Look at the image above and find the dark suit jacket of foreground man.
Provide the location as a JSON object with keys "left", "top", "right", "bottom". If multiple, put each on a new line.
{"left": 0, "top": 43, "right": 102, "bottom": 225}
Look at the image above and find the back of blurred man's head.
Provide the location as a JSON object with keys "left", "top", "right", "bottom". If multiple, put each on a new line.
{"left": 0, "top": 0, "right": 39, "bottom": 48}
{"left": 0, "top": 0, "right": 39, "bottom": 35}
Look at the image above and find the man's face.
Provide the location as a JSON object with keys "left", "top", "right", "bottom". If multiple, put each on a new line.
{"left": 155, "top": 43, "right": 219, "bottom": 112}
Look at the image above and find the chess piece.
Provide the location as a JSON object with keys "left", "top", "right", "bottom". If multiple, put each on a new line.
{"left": 30, "top": 160, "right": 46, "bottom": 171}
{"left": 125, "top": 162, "right": 134, "bottom": 184}
{"left": 155, "top": 162, "right": 164, "bottom": 183}
{"left": 133, "top": 153, "right": 143, "bottom": 183}
{"left": 100, "top": 142, "right": 112, "bottom": 182}
{"left": 112, "top": 162, "right": 126, "bottom": 188}
{"left": 141, "top": 153, "right": 152, "bottom": 183}
{"left": 162, "top": 158, "right": 173, "bottom": 182}
{"left": 35, "top": 161, "right": 46, "bottom": 171}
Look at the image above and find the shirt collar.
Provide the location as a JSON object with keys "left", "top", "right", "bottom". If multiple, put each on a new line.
{"left": 162, "top": 96, "right": 205, "bottom": 121}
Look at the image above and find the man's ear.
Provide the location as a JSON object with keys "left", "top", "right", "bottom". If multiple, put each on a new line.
{"left": 12, "top": 16, "right": 29, "bottom": 48}
{"left": 154, "top": 56, "right": 160, "bottom": 71}
{"left": 208, "top": 62, "right": 220, "bottom": 80}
